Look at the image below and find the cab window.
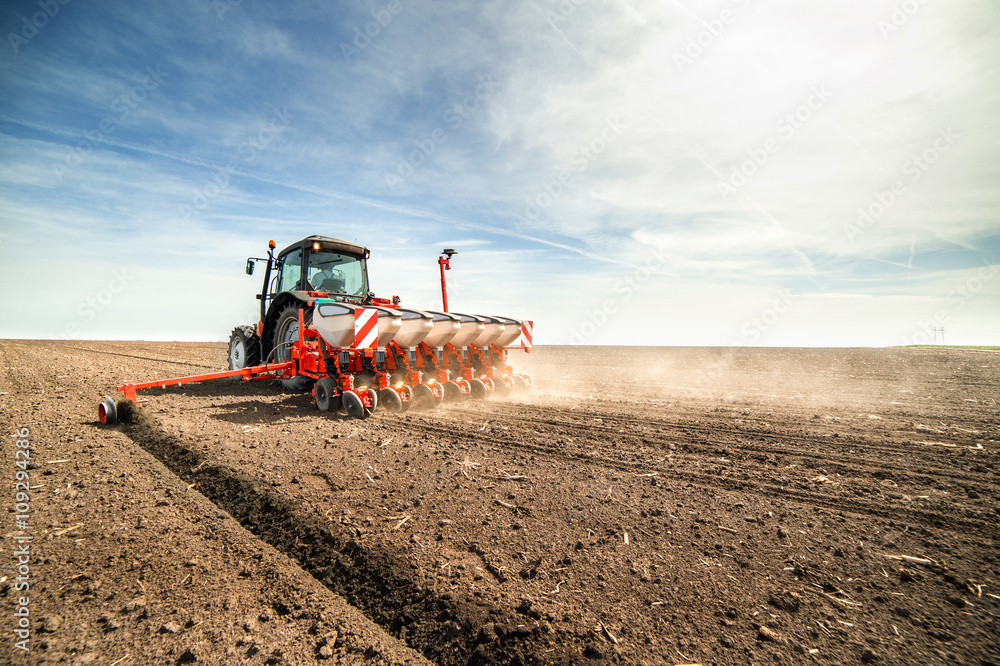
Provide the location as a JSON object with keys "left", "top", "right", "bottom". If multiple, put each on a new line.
{"left": 277, "top": 249, "right": 302, "bottom": 293}
{"left": 308, "top": 251, "right": 367, "bottom": 297}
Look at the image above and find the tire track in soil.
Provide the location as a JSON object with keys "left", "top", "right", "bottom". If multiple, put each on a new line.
{"left": 66, "top": 345, "right": 220, "bottom": 370}
{"left": 498, "top": 401, "right": 991, "bottom": 452}
{"left": 458, "top": 403, "right": 999, "bottom": 490}
{"left": 121, "top": 409, "right": 553, "bottom": 666}
{"left": 530, "top": 415, "right": 994, "bottom": 491}
{"left": 391, "top": 412, "right": 999, "bottom": 537}
{"left": 497, "top": 401, "right": 987, "bottom": 458}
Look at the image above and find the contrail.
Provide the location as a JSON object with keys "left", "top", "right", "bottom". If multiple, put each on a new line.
{"left": 1, "top": 114, "right": 618, "bottom": 264}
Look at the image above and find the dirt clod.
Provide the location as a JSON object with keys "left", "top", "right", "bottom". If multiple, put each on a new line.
{"left": 758, "top": 625, "right": 784, "bottom": 643}
{"left": 862, "top": 647, "right": 881, "bottom": 662}
{"left": 768, "top": 590, "right": 801, "bottom": 613}
{"left": 161, "top": 621, "right": 182, "bottom": 634}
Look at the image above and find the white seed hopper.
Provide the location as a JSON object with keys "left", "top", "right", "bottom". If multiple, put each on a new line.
{"left": 440, "top": 312, "right": 487, "bottom": 348}
{"left": 313, "top": 302, "right": 401, "bottom": 349}
{"left": 469, "top": 315, "right": 505, "bottom": 348}
{"left": 490, "top": 316, "right": 523, "bottom": 347}
{"left": 368, "top": 306, "right": 403, "bottom": 346}
{"left": 422, "top": 311, "right": 461, "bottom": 349}
{"left": 392, "top": 308, "right": 434, "bottom": 349}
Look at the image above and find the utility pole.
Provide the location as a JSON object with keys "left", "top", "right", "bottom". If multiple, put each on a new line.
{"left": 933, "top": 326, "right": 945, "bottom": 345}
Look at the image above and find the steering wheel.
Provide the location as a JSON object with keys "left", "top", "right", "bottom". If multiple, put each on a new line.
{"left": 317, "top": 278, "right": 346, "bottom": 293}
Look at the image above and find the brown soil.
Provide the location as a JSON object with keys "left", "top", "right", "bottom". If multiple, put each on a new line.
{"left": 2, "top": 341, "right": 999, "bottom": 665}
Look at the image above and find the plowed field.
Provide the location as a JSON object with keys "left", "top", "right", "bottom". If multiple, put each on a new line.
{"left": 2, "top": 341, "right": 998, "bottom": 665}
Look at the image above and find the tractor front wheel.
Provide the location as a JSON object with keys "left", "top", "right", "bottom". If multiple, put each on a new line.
{"left": 228, "top": 325, "right": 261, "bottom": 376}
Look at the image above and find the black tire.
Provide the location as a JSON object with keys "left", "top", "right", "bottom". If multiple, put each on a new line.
{"left": 379, "top": 387, "right": 403, "bottom": 412}
{"left": 272, "top": 304, "right": 315, "bottom": 391}
{"left": 443, "top": 380, "right": 465, "bottom": 403}
{"left": 492, "top": 376, "right": 512, "bottom": 398}
{"left": 314, "top": 377, "right": 339, "bottom": 412}
{"left": 343, "top": 391, "right": 366, "bottom": 419}
{"left": 512, "top": 375, "right": 528, "bottom": 393}
{"left": 410, "top": 383, "right": 436, "bottom": 410}
{"left": 228, "top": 325, "right": 261, "bottom": 375}
{"left": 469, "top": 378, "right": 488, "bottom": 400}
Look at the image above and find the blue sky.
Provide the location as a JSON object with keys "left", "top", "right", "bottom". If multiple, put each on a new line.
{"left": 1, "top": 0, "right": 998, "bottom": 346}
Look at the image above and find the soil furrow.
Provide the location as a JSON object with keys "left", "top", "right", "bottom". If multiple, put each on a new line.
{"left": 122, "top": 409, "right": 555, "bottom": 666}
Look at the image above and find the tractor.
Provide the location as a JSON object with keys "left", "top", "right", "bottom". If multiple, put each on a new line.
{"left": 97, "top": 235, "right": 532, "bottom": 424}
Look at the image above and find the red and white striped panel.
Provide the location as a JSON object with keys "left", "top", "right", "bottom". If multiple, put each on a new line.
{"left": 519, "top": 320, "right": 533, "bottom": 349}
{"left": 353, "top": 308, "right": 379, "bottom": 349}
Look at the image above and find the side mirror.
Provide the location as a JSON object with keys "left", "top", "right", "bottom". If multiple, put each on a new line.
{"left": 245, "top": 259, "right": 255, "bottom": 275}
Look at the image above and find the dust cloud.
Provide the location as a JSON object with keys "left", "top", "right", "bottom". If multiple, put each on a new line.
{"left": 510, "top": 345, "right": 999, "bottom": 413}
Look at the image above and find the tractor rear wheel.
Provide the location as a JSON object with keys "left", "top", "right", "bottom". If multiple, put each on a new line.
{"left": 228, "top": 325, "right": 261, "bottom": 375}
{"left": 272, "top": 304, "right": 315, "bottom": 391}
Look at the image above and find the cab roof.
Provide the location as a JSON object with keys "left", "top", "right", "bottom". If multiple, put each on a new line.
{"left": 278, "top": 235, "right": 370, "bottom": 259}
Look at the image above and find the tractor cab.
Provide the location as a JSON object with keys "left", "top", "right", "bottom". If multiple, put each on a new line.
{"left": 238, "top": 235, "right": 374, "bottom": 389}
{"left": 253, "top": 235, "right": 372, "bottom": 314}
